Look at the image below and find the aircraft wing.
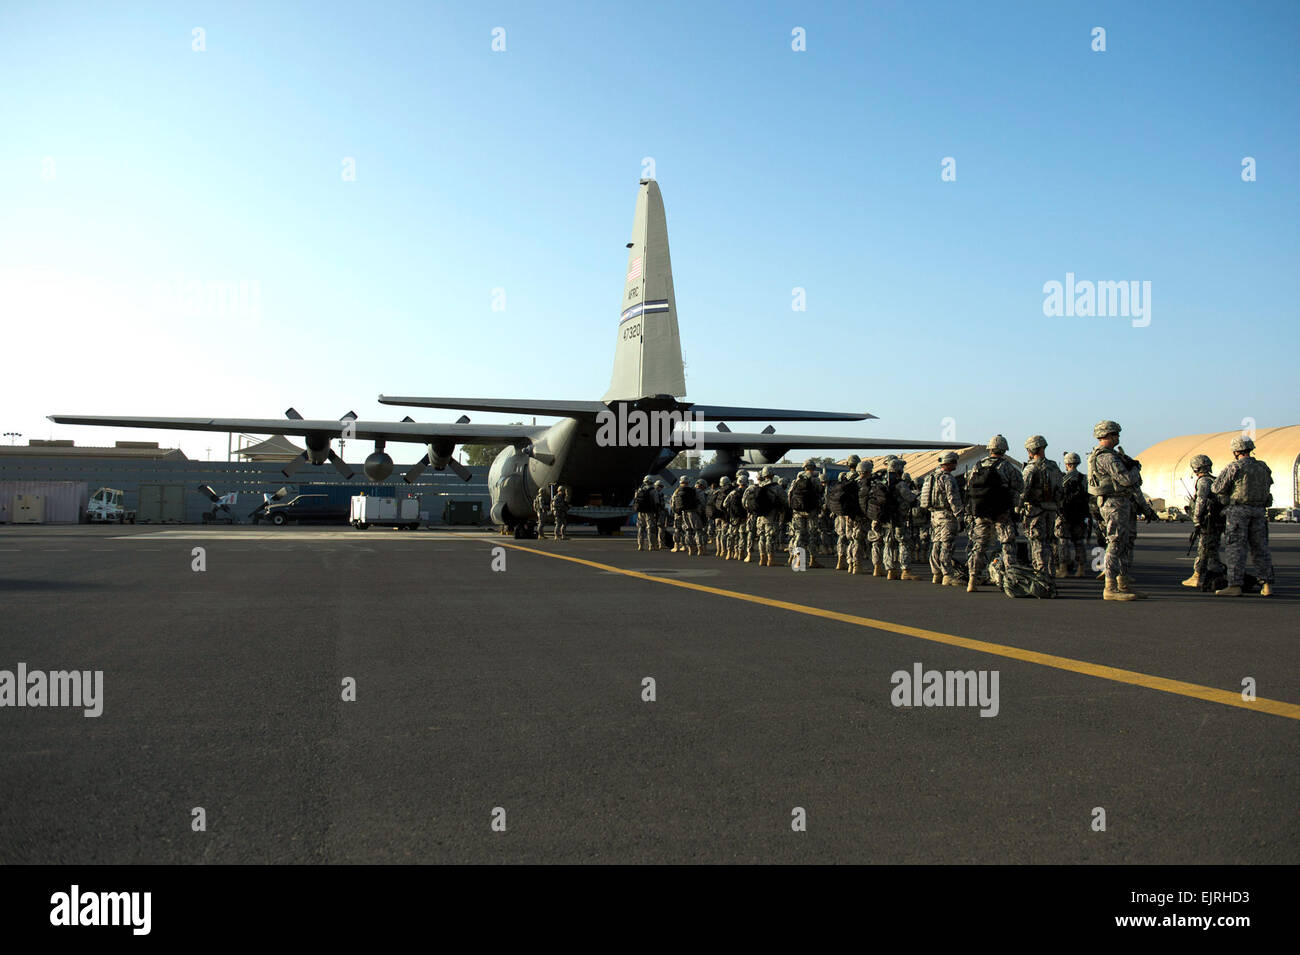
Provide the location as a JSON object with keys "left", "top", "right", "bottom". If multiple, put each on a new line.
{"left": 691, "top": 431, "right": 969, "bottom": 451}
{"left": 379, "top": 395, "right": 874, "bottom": 422}
{"left": 46, "top": 415, "right": 550, "bottom": 446}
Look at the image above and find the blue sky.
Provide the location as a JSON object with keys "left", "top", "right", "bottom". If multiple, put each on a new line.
{"left": 2, "top": 1, "right": 1296, "bottom": 462}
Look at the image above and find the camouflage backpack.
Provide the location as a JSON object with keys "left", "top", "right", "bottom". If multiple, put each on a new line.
{"left": 988, "top": 556, "right": 1057, "bottom": 599}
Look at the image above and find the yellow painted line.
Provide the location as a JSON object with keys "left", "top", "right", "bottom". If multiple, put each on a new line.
{"left": 499, "top": 542, "right": 1300, "bottom": 722}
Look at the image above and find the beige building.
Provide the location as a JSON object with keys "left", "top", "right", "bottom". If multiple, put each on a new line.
{"left": 1134, "top": 426, "right": 1299, "bottom": 510}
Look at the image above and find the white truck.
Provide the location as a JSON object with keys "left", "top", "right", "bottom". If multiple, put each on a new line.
{"left": 350, "top": 495, "right": 420, "bottom": 530}
{"left": 87, "top": 487, "right": 135, "bottom": 523}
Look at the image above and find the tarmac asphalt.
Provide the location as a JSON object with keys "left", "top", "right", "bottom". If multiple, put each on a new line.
{"left": 0, "top": 522, "right": 1295, "bottom": 864}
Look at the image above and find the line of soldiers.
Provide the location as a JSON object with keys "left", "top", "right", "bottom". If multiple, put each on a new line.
{"left": 629, "top": 420, "right": 1277, "bottom": 599}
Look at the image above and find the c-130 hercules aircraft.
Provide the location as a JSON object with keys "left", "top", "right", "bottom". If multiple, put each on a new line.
{"left": 52, "top": 179, "right": 965, "bottom": 534}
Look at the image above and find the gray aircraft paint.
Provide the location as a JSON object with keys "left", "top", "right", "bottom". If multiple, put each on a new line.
{"left": 604, "top": 179, "right": 687, "bottom": 402}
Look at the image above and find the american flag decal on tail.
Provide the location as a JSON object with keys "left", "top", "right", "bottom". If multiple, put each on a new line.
{"left": 626, "top": 255, "right": 642, "bottom": 284}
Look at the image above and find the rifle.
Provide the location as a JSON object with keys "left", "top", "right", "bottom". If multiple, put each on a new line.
{"left": 1186, "top": 524, "right": 1201, "bottom": 558}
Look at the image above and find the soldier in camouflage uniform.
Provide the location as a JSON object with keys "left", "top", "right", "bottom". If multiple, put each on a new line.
{"left": 831, "top": 471, "right": 852, "bottom": 570}
{"left": 670, "top": 477, "right": 698, "bottom": 555}
{"left": 655, "top": 479, "right": 671, "bottom": 549}
{"left": 752, "top": 466, "right": 783, "bottom": 567}
{"left": 729, "top": 470, "right": 756, "bottom": 561}
{"left": 691, "top": 479, "right": 709, "bottom": 555}
{"left": 634, "top": 476, "right": 660, "bottom": 551}
{"left": 1211, "top": 435, "right": 1275, "bottom": 596}
{"left": 721, "top": 473, "right": 747, "bottom": 559}
{"left": 925, "top": 451, "right": 965, "bottom": 586}
{"left": 1055, "top": 452, "right": 1090, "bottom": 577}
{"left": 849, "top": 459, "right": 873, "bottom": 574}
{"left": 1086, "top": 420, "right": 1144, "bottom": 601}
{"left": 533, "top": 486, "right": 550, "bottom": 539}
{"left": 1181, "top": 455, "right": 1225, "bottom": 588}
{"left": 817, "top": 468, "right": 835, "bottom": 557}
{"left": 872, "top": 457, "right": 920, "bottom": 580}
{"left": 1020, "top": 435, "right": 1064, "bottom": 578}
{"left": 787, "top": 459, "right": 824, "bottom": 569}
{"left": 965, "top": 435, "right": 1025, "bottom": 592}
{"left": 710, "top": 476, "right": 731, "bottom": 555}
{"left": 552, "top": 485, "right": 569, "bottom": 540}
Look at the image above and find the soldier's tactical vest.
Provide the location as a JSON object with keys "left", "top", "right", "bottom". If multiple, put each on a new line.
{"left": 919, "top": 473, "right": 937, "bottom": 510}
{"left": 1024, "top": 460, "right": 1062, "bottom": 507}
{"left": 1087, "top": 448, "right": 1117, "bottom": 496}
{"left": 1060, "top": 470, "right": 1089, "bottom": 522}
{"left": 725, "top": 488, "right": 746, "bottom": 521}
{"left": 1231, "top": 458, "right": 1273, "bottom": 506}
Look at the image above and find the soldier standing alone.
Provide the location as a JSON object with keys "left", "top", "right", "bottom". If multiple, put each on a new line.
{"left": 634, "top": 476, "right": 660, "bottom": 551}
{"left": 552, "top": 485, "right": 569, "bottom": 540}
{"left": 1211, "top": 435, "right": 1275, "bottom": 596}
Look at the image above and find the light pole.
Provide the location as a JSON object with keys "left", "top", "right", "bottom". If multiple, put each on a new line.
{"left": 3, "top": 432, "right": 21, "bottom": 446}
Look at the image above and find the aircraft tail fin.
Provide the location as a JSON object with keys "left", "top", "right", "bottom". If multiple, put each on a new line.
{"left": 603, "top": 179, "right": 687, "bottom": 402}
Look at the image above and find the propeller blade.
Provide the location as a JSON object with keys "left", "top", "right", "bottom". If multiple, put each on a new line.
{"left": 455, "top": 415, "right": 470, "bottom": 424}
{"left": 448, "top": 458, "right": 472, "bottom": 482}
{"left": 197, "top": 484, "right": 221, "bottom": 503}
{"left": 761, "top": 425, "right": 776, "bottom": 435}
{"left": 327, "top": 449, "right": 354, "bottom": 479}
{"left": 403, "top": 455, "right": 430, "bottom": 484}
{"left": 340, "top": 410, "right": 357, "bottom": 420}
{"left": 716, "top": 422, "right": 730, "bottom": 432}
{"left": 285, "top": 407, "right": 303, "bottom": 420}
{"left": 281, "top": 451, "right": 309, "bottom": 478}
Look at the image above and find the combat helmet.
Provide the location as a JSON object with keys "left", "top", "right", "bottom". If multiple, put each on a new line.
{"left": 1024, "top": 434, "right": 1047, "bottom": 452}
{"left": 803, "top": 458, "right": 816, "bottom": 470}
{"left": 987, "top": 435, "right": 1009, "bottom": 454}
{"left": 695, "top": 478, "right": 707, "bottom": 489}
{"left": 856, "top": 461, "right": 871, "bottom": 475}
{"left": 1190, "top": 454, "right": 1212, "bottom": 472}
{"left": 1063, "top": 452, "right": 1081, "bottom": 465}
{"left": 940, "top": 451, "right": 959, "bottom": 466}
{"left": 888, "top": 458, "right": 904, "bottom": 473}
{"left": 760, "top": 465, "right": 774, "bottom": 479}
{"left": 719, "top": 475, "right": 731, "bottom": 486}
{"left": 736, "top": 471, "right": 749, "bottom": 485}
{"left": 679, "top": 476, "right": 688, "bottom": 485}
{"left": 655, "top": 479, "right": 664, "bottom": 488}
{"left": 846, "top": 454, "right": 861, "bottom": 468}
{"left": 1230, "top": 435, "right": 1255, "bottom": 453}
{"left": 1093, "top": 420, "right": 1121, "bottom": 439}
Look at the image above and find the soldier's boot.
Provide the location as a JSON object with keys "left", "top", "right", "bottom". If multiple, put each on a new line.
{"left": 887, "top": 568, "right": 902, "bottom": 581}
{"left": 942, "top": 575, "right": 962, "bottom": 587}
{"left": 836, "top": 556, "right": 847, "bottom": 571}
{"left": 1072, "top": 565, "right": 1085, "bottom": 578}
{"left": 1117, "top": 576, "right": 1148, "bottom": 599}
{"left": 1261, "top": 582, "right": 1274, "bottom": 596}
{"left": 931, "top": 573, "right": 943, "bottom": 584}
{"left": 1180, "top": 573, "right": 1201, "bottom": 588}
{"left": 873, "top": 564, "right": 885, "bottom": 578}
{"left": 1056, "top": 562, "right": 1068, "bottom": 577}
{"left": 1215, "top": 584, "right": 1243, "bottom": 597}
{"left": 743, "top": 551, "right": 753, "bottom": 563}
{"left": 1103, "top": 576, "right": 1135, "bottom": 601}
{"left": 899, "top": 569, "right": 920, "bottom": 581}
{"left": 966, "top": 576, "right": 978, "bottom": 593}
{"left": 637, "top": 542, "right": 644, "bottom": 551}
{"left": 768, "top": 554, "right": 778, "bottom": 567}
{"left": 809, "top": 556, "right": 823, "bottom": 568}
{"left": 696, "top": 545, "right": 704, "bottom": 556}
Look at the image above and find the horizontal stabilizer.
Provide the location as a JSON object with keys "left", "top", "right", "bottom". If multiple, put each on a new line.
{"left": 689, "top": 405, "right": 875, "bottom": 422}
{"left": 694, "top": 431, "right": 969, "bottom": 452}
{"left": 378, "top": 396, "right": 606, "bottom": 417}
